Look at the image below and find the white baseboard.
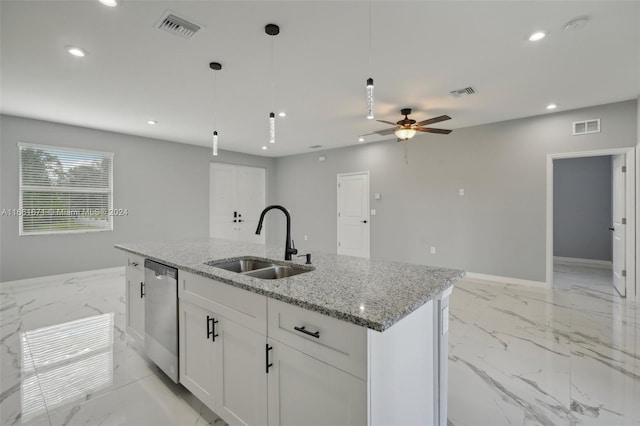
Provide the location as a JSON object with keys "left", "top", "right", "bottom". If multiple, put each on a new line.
{"left": 553, "top": 256, "right": 612, "bottom": 269}
{"left": 0, "top": 266, "right": 125, "bottom": 288}
{"left": 464, "top": 272, "right": 549, "bottom": 289}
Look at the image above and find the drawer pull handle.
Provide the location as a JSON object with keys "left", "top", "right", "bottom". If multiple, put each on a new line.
{"left": 207, "top": 316, "right": 219, "bottom": 341}
{"left": 294, "top": 326, "right": 320, "bottom": 339}
{"left": 140, "top": 282, "right": 145, "bottom": 298}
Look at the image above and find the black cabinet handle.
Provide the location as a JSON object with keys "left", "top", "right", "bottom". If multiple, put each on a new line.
{"left": 294, "top": 326, "right": 320, "bottom": 339}
{"left": 140, "top": 282, "right": 145, "bottom": 298}
{"left": 609, "top": 227, "right": 615, "bottom": 231}
{"left": 206, "top": 316, "right": 219, "bottom": 341}
{"left": 266, "top": 344, "right": 273, "bottom": 373}
{"left": 361, "top": 220, "right": 367, "bottom": 224}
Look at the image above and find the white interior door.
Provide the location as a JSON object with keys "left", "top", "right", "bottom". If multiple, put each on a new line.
{"left": 236, "top": 167, "right": 266, "bottom": 244}
{"left": 612, "top": 155, "right": 626, "bottom": 297}
{"left": 337, "top": 172, "right": 370, "bottom": 258}
{"left": 210, "top": 163, "right": 237, "bottom": 240}
{"left": 210, "top": 163, "right": 266, "bottom": 243}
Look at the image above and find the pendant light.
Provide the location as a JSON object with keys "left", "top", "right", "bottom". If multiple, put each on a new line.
{"left": 366, "top": 1, "right": 374, "bottom": 120}
{"left": 266, "top": 24, "right": 280, "bottom": 144}
{"left": 209, "top": 61, "right": 222, "bottom": 156}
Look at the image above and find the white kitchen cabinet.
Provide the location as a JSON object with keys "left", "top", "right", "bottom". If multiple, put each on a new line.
{"left": 180, "top": 271, "right": 269, "bottom": 425}
{"left": 209, "top": 163, "right": 266, "bottom": 244}
{"left": 179, "top": 300, "right": 216, "bottom": 407}
{"left": 125, "top": 254, "right": 145, "bottom": 346}
{"left": 267, "top": 338, "right": 367, "bottom": 426}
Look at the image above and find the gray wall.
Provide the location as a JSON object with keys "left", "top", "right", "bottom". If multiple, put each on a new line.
{"left": 553, "top": 156, "right": 612, "bottom": 261}
{"left": 0, "top": 115, "right": 277, "bottom": 281}
{"left": 274, "top": 100, "right": 637, "bottom": 282}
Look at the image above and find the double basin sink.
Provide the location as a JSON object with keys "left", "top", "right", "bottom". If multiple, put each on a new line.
{"left": 205, "top": 257, "right": 313, "bottom": 280}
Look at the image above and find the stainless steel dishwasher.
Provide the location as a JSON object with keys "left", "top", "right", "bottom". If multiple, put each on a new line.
{"left": 144, "top": 259, "right": 178, "bottom": 382}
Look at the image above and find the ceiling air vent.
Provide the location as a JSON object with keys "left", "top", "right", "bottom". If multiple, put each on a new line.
{"left": 573, "top": 119, "right": 600, "bottom": 136}
{"left": 450, "top": 87, "right": 476, "bottom": 98}
{"left": 156, "top": 11, "right": 201, "bottom": 39}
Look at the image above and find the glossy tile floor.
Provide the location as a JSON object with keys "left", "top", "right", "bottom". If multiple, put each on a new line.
{"left": 1, "top": 264, "right": 638, "bottom": 426}
{"left": 449, "top": 263, "right": 639, "bottom": 426}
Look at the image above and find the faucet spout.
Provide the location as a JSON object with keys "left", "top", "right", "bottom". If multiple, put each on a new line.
{"left": 255, "top": 205, "right": 298, "bottom": 261}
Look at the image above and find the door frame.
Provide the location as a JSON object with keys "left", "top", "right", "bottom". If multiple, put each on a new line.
{"left": 546, "top": 147, "right": 636, "bottom": 301}
{"left": 336, "top": 171, "right": 370, "bottom": 258}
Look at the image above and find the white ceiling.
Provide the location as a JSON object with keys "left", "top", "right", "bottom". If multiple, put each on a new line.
{"left": 1, "top": 1, "right": 639, "bottom": 157}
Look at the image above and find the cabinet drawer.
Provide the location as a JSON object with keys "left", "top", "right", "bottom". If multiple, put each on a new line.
{"left": 267, "top": 299, "right": 367, "bottom": 380}
{"left": 179, "top": 270, "right": 267, "bottom": 334}
{"left": 126, "top": 253, "right": 144, "bottom": 272}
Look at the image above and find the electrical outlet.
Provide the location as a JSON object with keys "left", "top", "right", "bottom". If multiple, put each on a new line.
{"left": 459, "top": 188, "right": 464, "bottom": 196}
{"left": 371, "top": 209, "right": 376, "bottom": 215}
{"left": 430, "top": 246, "right": 436, "bottom": 254}
{"left": 304, "top": 235, "right": 308, "bottom": 241}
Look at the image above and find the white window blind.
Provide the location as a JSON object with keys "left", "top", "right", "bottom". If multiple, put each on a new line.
{"left": 18, "top": 143, "right": 114, "bottom": 235}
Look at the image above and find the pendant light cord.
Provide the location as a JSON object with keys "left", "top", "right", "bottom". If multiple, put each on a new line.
{"left": 368, "top": 0, "right": 372, "bottom": 69}
{"left": 271, "top": 35, "right": 275, "bottom": 111}
{"left": 213, "top": 70, "right": 217, "bottom": 130}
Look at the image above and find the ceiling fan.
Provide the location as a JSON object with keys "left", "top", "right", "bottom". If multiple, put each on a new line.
{"left": 368, "top": 108, "right": 453, "bottom": 141}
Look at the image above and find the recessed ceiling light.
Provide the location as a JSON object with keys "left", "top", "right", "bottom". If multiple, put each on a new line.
{"left": 528, "top": 31, "right": 546, "bottom": 42}
{"left": 358, "top": 137, "right": 364, "bottom": 142}
{"left": 546, "top": 104, "right": 557, "bottom": 110}
{"left": 147, "top": 120, "right": 157, "bottom": 125}
{"left": 98, "top": 0, "right": 118, "bottom": 6}
{"left": 278, "top": 112, "right": 286, "bottom": 117}
{"left": 262, "top": 146, "right": 267, "bottom": 150}
{"left": 66, "top": 46, "right": 88, "bottom": 57}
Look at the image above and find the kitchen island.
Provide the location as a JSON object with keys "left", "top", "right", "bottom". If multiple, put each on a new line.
{"left": 116, "top": 238, "right": 464, "bottom": 426}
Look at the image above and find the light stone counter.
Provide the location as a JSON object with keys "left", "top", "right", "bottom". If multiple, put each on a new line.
{"left": 115, "top": 238, "right": 464, "bottom": 332}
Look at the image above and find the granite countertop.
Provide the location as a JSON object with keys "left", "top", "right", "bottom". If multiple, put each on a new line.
{"left": 115, "top": 239, "right": 464, "bottom": 332}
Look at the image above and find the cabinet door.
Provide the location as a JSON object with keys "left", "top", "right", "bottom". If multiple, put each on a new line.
{"left": 267, "top": 340, "right": 367, "bottom": 426}
{"left": 210, "top": 163, "right": 238, "bottom": 240}
{"left": 214, "top": 318, "right": 267, "bottom": 426}
{"left": 179, "top": 301, "right": 217, "bottom": 407}
{"left": 235, "top": 166, "right": 266, "bottom": 244}
{"left": 125, "top": 266, "right": 145, "bottom": 345}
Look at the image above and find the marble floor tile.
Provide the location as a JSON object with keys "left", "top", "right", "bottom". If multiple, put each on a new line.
{"left": 3, "top": 264, "right": 637, "bottom": 426}
{"left": 1, "top": 269, "right": 226, "bottom": 426}
{"left": 448, "top": 264, "right": 639, "bottom": 426}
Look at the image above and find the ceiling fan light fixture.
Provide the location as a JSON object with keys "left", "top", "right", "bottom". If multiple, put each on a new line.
{"left": 395, "top": 128, "right": 417, "bottom": 140}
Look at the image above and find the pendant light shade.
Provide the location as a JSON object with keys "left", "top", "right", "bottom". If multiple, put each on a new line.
{"left": 269, "top": 112, "right": 275, "bottom": 143}
{"left": 366, "top": 77, "right": 374, "bottom": 120}
{"left": 212, "top": 131, "right": 219, "bottom": 156}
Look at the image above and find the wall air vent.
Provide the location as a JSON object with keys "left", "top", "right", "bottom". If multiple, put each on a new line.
{"left": 156, "top": 11, "right": 201, "bottom": 39}
{"left": 573, "top": 119, "right": 600, "bottom": 135}
{"left": 450, "top": 87, "right": 476, "bottom": 98}
{"left": 309, "top": 145, "right": 323, "bottom": 149}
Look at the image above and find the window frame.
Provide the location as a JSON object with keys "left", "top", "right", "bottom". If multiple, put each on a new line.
{"left": 18, "top": 142, "right": 115, "bottom": 236}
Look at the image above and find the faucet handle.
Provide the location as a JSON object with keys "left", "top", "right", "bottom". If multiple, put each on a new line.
{"left": 288, "top": 240, "right": 298, "bottom": 256}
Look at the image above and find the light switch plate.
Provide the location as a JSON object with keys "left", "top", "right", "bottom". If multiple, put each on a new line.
{"left": 374, "top": 193, "right": 381, "bottom": 200}
{"left": 459, "top": 188, "right": 464, "bottom": 196}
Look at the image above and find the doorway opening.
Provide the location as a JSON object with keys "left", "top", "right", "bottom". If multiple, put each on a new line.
{"left": 546, "top": 148, "right": 635, "bottom": 300}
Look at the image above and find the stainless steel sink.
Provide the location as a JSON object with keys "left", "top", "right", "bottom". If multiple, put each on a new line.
{"left": 244, "top": 265, "right": 310, "bottom": 279}
{"left": 205, "top": 256, "right": 313, "bottom": 280}
{"left": 206, "top": 257, "right": 274, "bottom": 273}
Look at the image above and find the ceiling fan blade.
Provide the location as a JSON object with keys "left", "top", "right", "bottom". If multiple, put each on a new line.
{"left": 416, "top": 127, "right": 452, "bottom": 134}
{"left": 416, "top": 115, "right": 451, "bottom": 126}
{"left": 376, "top": 120, "right": 398, "bottom": 126}
{"left": 374, "top": 128, "right": 398, "bottom": 135}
